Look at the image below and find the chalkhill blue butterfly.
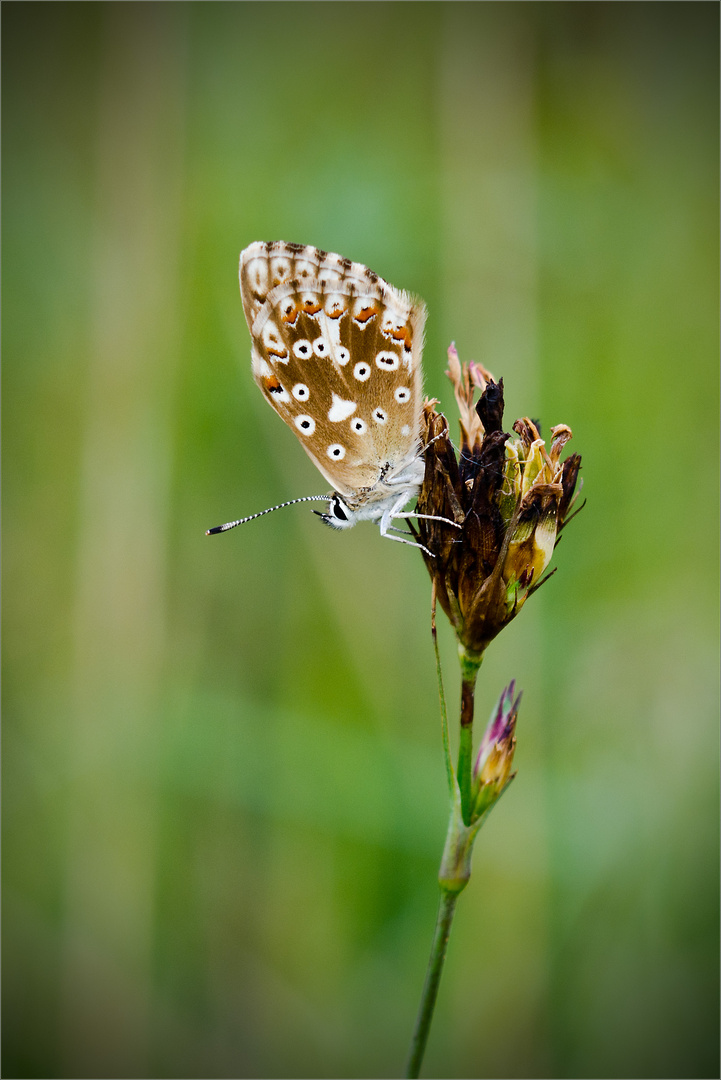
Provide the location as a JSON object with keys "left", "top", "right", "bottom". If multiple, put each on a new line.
{"left": 207, "top": 242, "right": 458, "bottom": 552}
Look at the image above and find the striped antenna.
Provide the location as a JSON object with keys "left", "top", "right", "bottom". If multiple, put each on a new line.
{"left": 206, "top": 495, "right": 332, "bottom": 535}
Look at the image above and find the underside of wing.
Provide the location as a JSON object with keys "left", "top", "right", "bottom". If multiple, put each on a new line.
{"left": 239, "top": 242, "right": 426, "bottom": 499}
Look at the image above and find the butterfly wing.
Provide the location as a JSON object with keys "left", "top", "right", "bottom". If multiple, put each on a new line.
{"left": 239, "top": 242, "right": 426, "bottom": 501}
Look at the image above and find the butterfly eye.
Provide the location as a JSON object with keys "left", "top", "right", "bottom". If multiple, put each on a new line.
{"left": 326, "top": 444, "right": 346, "bottom": 460}
{"left": 293, "top": 340, "right": 313, "bottom": 359}
{"left": 373, "top": 408, "right": 387, "bottom": 424}
{"left": 294, "top": 415, "right": 316, "bottom": 435}
{"left": 395, "top": 387, "right": 411, "bottom": 403}
{"left": 331, "top": 499, "right": 348, "bottom": 522}
{"left": 351, "top": 418, "right": 367, "bottom": 434}
{"left": 292, "top": 383, "right": 310, "bottom": 401}
{"left": 353, "top": 362, "right": 371, "bottom": 382}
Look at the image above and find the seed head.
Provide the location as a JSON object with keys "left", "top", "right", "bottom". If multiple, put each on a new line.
{"left": 418, "top": 345, "right": 582, "bottom": 656}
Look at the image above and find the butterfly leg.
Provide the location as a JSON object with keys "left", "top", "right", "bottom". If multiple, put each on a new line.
{"left": 381, "top": 531, "right": 436, "bottom": 557}
{"left": 392, "top": 511, "right": 462, "bottom": 529}
{"left": 379, "top": 495, "right": 435, "bottom": 556}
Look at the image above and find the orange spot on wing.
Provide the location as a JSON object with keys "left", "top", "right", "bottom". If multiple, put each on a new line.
{"left": 263, "top": 375, "right": 281, "bottom": 392}
{"left": 327, "top": 305, "right": 345, "bottom": 319}
{"left": 281, "top": 305, "right": 298, "bottom": 323}
{"left": 355, "top": 306, "right": 380, "bottom": 324}
{"left": 267, "top": 346, "right": 288, "bottom": 358}
{"left": 301, "top": 300, "right": 322, "bottom": 315}
{"left": 388, "top": 325, "right": 412, "bottom": 351}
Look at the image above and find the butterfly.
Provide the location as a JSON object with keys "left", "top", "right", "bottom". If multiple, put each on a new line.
{"left": 207, "top": 242, "right": 459, "bottom": 552}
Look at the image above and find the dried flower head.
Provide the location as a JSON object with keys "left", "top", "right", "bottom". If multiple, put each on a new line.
{"left": 417, "top": 345, "right": 582, "bottom": 659}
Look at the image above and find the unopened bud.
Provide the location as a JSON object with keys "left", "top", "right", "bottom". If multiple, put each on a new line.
{"left": 470, "top": 681, "right": 521, "bottom": 821}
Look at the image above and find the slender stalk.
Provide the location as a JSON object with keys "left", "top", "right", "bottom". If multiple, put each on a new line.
{"left": 431, "top": 585, "right": 455, "bottom": 795}
{"left": 405, "top": 888, "right": 459, "bottom": 1079}
{"left": 406, "top": 623, "right": 482, "bottom": 1078}
{"left": 457, "top": 682, "right": 475, "bottom": 824}
{"left": 457, "top": 649, "right": 482, "bottom": 824}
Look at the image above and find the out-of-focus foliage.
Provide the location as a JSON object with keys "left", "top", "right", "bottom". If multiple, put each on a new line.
{"left": 3, "top": 4, "right": 718, "bottom": 1078}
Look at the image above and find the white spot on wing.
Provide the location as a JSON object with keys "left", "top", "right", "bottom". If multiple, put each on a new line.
{"left": 245, "top": 257, "right": 268, "bottom": 297}
{"left": 328, "top": 394, "right": 357, "bottom": 422}
{"left": 401, "top": 424, "right": 411, "bottom": 437}
{"left": 324, "top": 293, "right": 346, "bottom": 317}
{"left": 292, "top": 340, "right": 313, "bottom": 359}
{"left": 294, "top": 259, "right": 315, "bottom": 280}
{"left": 262, "top": 321, "right": 282, "bottom": 347}
{"left": 252, "top": 350, "right": 272, "bottom": 378}
{"left": 318, "top": 268, "right": 343, "bottom": 286}
{"left": 270, "top": 256, "right": 292, "bottom": 284}
{"left": 261, "top": 321, "right": 289, "bottom": 362}
{"left": 294, "top": 415, "right": 316, "bottom": 435}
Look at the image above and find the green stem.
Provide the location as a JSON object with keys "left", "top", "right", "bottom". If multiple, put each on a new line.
{"left": 405, "top": 629, "right": 484, "bottom": 1078}
{"left": 404, "top": 888, "right": 459, "bottom": 1079}
{"left": 431, "top": 593, "right": 455, "bottom": 796}
{"left": 406, "top": 802, "right": 481, "bottom": 1078}
{"left": 457, "top": 698, "right": 474, "bottom": 824}
{"left": 457, "top": 649, "right": 482, "bottom": 824}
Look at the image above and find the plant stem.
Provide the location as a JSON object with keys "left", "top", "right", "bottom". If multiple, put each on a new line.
{"left": 431, "top": 586, "right": 455, "bottom": 796}
{"left": 404, "top": 888, "right": 459, "bottom": 1079}
{"left": 457, "top": 648, "right": 482, "bottom": 824}
{"left": 457, "top": 687, "right": 475, "bottom": 824}
{"left": 406, "top": 801, "right": 480, "bottom": 1078}
{"left": 405, "top": 627, "right": 484, "bottom": 1078}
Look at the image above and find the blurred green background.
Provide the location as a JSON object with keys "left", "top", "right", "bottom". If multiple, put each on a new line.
{"left": 3, "top": 3, "right": 718, "bottom": 1078}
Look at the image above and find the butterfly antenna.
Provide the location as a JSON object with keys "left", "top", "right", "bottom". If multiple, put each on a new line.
{"left": 206, "top": 495, "right": 331, "bottom": 535}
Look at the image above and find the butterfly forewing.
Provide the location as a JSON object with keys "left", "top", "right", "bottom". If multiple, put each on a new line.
{"left": 239, "top": 242, "right": 426, "bottom": 503}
